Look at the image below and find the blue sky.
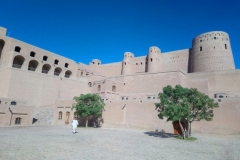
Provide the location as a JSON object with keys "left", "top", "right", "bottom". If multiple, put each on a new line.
{"left": 1, "top": 0, "right": 240, "bottom": 68}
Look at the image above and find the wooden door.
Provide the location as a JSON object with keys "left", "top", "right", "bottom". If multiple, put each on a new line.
{"left": 65, "top": 112, "right": 70, "bottom": 124}
{"left": 173, "top": 121, "right": 185, "bottom": 135}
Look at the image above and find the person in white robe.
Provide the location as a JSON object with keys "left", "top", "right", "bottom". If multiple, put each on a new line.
{"left": 72, "top": 117, "right": 78, "bottom": 134}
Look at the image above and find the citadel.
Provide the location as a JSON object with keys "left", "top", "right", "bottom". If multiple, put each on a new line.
{"left": 0, "top": 26, "right": 239, "bottom": 134}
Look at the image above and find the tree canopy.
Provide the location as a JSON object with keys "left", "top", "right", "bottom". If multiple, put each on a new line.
{"left": 72, "top": 94, "right": 105, "bottom": 127}
{"left": 155, "top": 85, "right": 219, "bottom": 138}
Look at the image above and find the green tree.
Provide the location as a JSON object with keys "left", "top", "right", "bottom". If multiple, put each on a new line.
{"left": 72, "top": 94, "right": 105, "bottom": 127}
{"left": 155, "top": 85, "right": 219, "bottom": 139}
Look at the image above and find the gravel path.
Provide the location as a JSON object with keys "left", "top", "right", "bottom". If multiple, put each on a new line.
{"left": 0, "top": 126, "right": 239, "bottom": 160}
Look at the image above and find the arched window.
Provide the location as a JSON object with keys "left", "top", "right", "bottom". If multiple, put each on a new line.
{"left": 28, "top": 60, "right": 38, "bottom": 71}
{"left": 43, "top": 56, "right": 48, "bottom": 61}
{"left": 12, "top": 55, "right": 25, "bottom": 69}
{"left": 65, "top": 63, "right": 69, "bottom": 68}
{"left": 98, "top": 85, "right": 101, "bottom": 91}
{"left": 15, "top": 117, "right": 21, "bottom": 124}
{"left": 54, "top": 59, "right": 59, "bottom": 65}
{"left": 30, "top": 51, "right": 36, "bottom": 57}
{"left": 65, "top": 70, "right": 72, "bottom": 78}
{"left": 11, "top": 101, "right": 17, "bottom": 105}
{"left": 58, "top": 111, "right": 62, "bottom": 120}
{"left": 42, "top": 64, "right": 51, "bottom": 74}
{"left": 54, "top": 67, "right": 62, "bottom": 76}
{"left": 112, "top": 85, "right": 116, "bottom": 92}
{"left": 14, "top": 46, "right": 21, "bottom": 52}
{"left": 88, "top": 82, "right": 92, "bottom": 87}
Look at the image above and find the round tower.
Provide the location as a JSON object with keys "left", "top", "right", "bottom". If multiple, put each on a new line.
{"left": 147, "top": 46, "right": 161, "bottom": 72}
{"left": 122, "top": 52, "right": 134, "bottom": 75}
{"left": 191, "top": 31, "right": 235, "bottom": 72}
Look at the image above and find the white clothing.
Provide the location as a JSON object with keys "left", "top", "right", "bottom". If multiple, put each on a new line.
{"left": 72, "top": 119, "right": 78, "bottom": 133}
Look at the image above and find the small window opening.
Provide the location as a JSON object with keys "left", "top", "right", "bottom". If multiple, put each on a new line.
{"left": 151, "top": 58, "right": 152, "bottom": 62}
{"left": 65, "top": 63, "right": 69, "bottom": 68}
{"left": 11, "top": 101, "right": 17, "bottom": 105}
{"left": 225, "top": 44, "right": 227, "bottom": 49}
{"left": 200, "top": 46, "right": 202, "bottom": 52}
{"left": 14, "top": 46, "right": 21, "bottom": 52}
{"left": 122, "top": 97, "right": 124, "bottom": 100}
{"left": 30, "top": 52, "right": 36, "bottom": 57}
{"left": 93, "top": 62, "right": 95, "bottom": 64}
{"left": 15, "top": 118, "right": 21, "bottom": 125}
{"left": 98, "top": 85, "right": 101, "bottom": 91}
{"left": 125, "top": 62, "right": 126, "bottom": 65}
{"left": 214, "top": 37, "right": 216, "bottom": 40}
{"left": 112, "top": 85, "right": 116, "bottom": 92}
{"left": 88, "top": 82, "right": 92, "bottom": 87}
{"left": 43, "top": 56, "right": 48, "bottom": 61}
{"left": 54, "top": 59, "right": 59, "bottom": 65}
{"left": 98, "top": 62, "right": 100, "bottom": 65}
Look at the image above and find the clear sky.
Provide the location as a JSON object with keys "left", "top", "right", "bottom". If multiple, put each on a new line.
{"left": 1, "top": 0, "right": 240, "bottom": 68}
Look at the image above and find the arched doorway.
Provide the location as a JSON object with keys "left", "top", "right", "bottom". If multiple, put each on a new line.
{"left": 28, "top": 60, "right": 39, "bottom": 71}
{"left": 42, "top": 64, "right": 51, "bottom": 74}
{"left": 54, "top": 67, "right": 62, "bottom": 76}
{"left": 0, "top": 39, "right": 5, "bottom": 62}
{"left": 65, "top": 111, "right": 70, "bottom": 124}
{"left": 12, "top": 55, "right": 25, "bottom": 69}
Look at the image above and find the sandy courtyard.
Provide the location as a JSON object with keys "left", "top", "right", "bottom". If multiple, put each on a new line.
{"left": 0, "top": 126, "right": 240, "bottom": 160}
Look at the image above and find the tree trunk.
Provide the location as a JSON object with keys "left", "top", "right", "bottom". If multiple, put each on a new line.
{"left": 186, "top": 121, "right": 190, "bottom": 138}
{"left": 189, "top": 122, "right": 192, "bottom": 136}
{"left": 85, "top": 117, "right": 88, "bottom": 128}
{"left": 179, "top": 120, "right": 185, "bottom": 139}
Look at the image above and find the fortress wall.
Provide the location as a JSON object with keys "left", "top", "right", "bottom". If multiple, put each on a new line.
{"left": 9, "top": 38, "right": 78, "bottom": 78}
{"left": 102, "top": 101, "right": 173, "bottom": 132}
{"left": 0, "top": 68, "right": 12, "bottom": 97}
{"left": 188, "top": 70, "right": 240, "bottom": 93}
{"left": 0, "top": 105, "right": 34, "bottom": 126}
{"left": 133, "top": 56, "right": 147, "bottom": 73}
{"left": 6, "top": 68, "right": 88, "bottom": 107}
{"left": 192, "top": 98, "right": 240, "bottom": 134}
{"left": 160, "top": 49, "right": 190, "bottom": 73}
{"left": 102, "top": 98, "right": 240, "bottom": 134}
{"left": 89, "top": 62, "right": 123, "bottom": 77}
{"left": 122, "top": 72, "right": 184, "bottom": 94}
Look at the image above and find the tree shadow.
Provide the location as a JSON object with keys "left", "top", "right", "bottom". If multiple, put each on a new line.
{"left": 144, "top": 129, "right": 177, "bottom": 138}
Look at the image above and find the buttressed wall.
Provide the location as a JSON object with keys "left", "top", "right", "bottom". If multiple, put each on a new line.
{"left": 0, "top": 26, "right": 239, "bottom": 135}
